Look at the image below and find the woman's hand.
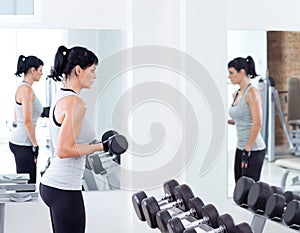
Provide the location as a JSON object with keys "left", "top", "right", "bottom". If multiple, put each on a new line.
{"left": 228, "top": 119, "right": 235, "bottom": 125}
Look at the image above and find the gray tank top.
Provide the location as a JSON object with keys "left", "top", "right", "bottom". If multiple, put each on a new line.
{"left": 10, "top": 82, "right": 42, "bottom": 146}
{"left": 41, "top": 89, "right": 96, "bottom": 190}
{"left": 229, "top": 85, "right": 266, "bottom": 151}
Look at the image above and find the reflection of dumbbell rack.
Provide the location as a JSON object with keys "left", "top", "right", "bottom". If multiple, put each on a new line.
{"left": 234, "top": 176, "right": 300, "bottom": 233}
{"left": 83, "top": 151, "right": 121, "bottom": 191}
{"left": 0, "top": 173, "right": 38, "bottom": 233}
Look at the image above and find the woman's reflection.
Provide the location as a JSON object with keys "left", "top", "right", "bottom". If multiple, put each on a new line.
{"left": 9, "top": 55, "right": 44, "bottom": 184}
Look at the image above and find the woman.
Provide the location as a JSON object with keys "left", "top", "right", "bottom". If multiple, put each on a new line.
{"left": 228, "top": 56, "right": 266, "bottom": 183}
{"left": 9, "top": 55, "right": 44, "bottom": 184}
{"left": 40, "top": 45, "right": 104, "bottom": 233}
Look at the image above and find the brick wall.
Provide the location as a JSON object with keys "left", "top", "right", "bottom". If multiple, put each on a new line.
{"left": 267, "top": 31, "right": 300, "bottom": 145}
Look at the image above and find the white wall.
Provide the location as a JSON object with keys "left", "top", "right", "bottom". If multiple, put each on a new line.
{"left": 3, "top": 1, "right": 300, "bottom": 233}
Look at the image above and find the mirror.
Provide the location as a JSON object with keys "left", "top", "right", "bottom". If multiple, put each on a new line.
{"left": 0, "top": 28, "right": 123, "bottom": 191}
{"left": 227, "top": 30, "right": 300, "bottom": 197}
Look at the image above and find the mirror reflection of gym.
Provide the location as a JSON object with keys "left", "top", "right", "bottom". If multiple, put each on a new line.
{"left": 0, "top": 28, "right": 124, "bottom": 191}
{"left": 227, "top": 30, "right": 300, "bottom": 197}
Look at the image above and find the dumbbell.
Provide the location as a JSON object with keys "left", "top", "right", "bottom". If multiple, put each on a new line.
{"left": 182, "top": 213, "right": 235, "bottom": 233}
{"left": 167, "top": 203, "right": 219, "bottom": 233}
{"left": 156, "top": 197, "right": 204, "bottom": 233}
{"left": 284, "top": 191, "right": 300, "bottom": 203}
{"left": 233, "top": 177, "right": 283, "bottom": 212}
{"left": 132, "top": 179, "right": 179, "bottom": 222}
{"left": 86, "top": 130, "right": 119, "bottom": 174}
{"left": 235, "top": 222, "right": 253, "bottom": 233}
{"left": 265, "top": 190, "right": 300, "bottom": 220}
{"left": 233, "top": 176, "right": 255, "bottom": 206}
{"left": 101, "top": 130, "right": 128, "bottom": 155}
{"left": 283, "top": 199, "right": 300, "bottom": 227}
{"left": 87, "top": 130, "right": 128, "bottom": 173}
{"left": 90, "top": 130, "right": 128, "bottom": 155}
{"left": 142, "top": 184, "right": 194, "bottom": 228}
{"left": 247, "top": 181, "right": 283, "bottom": 213}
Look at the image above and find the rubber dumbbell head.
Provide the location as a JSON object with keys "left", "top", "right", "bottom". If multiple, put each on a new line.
{"left": 142, "top": 184, "right": 194, "bottom": 228}
{"left": 247, "top": 181, "right": 273, "bottom": 212}
{"left": 101, "top": 130, "right": 118, "bottom": 152}
{"left": 215, "top": 213, "right": 236, "bottom": 233}
{"left": 265, "top": 193, "right": 285, "bottom": 219}
{"left": 283, "top": 200, "right": 300, "bottom": 227}
{"left": 235, "top": 222, "right": 253, "bottom": 233}
{"left": 156, "top": 197, "right": 204, "bottom": 233}
{"left": 132, "top": 179, "right": 179, "bottom": 222}
{"left": 102, "top": 130, "right": 118, "bottom": 142}
{"left": 167, "top": 204, "right": 219, "bottom": 233}
{"left": 108, "top": 134, "right": 128, "bottom": 155}
{"left": 233, "top": 176, "right": 255, "bottom": 206}
{"left": 132, "top": 191, "right": 147, "bottom": 221}
{"left": 284, "top": 191, "right": 300, "bottom": 204}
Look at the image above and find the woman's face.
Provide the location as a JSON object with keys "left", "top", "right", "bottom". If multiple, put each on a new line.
{"left": 33, "top": 65, "right": 43, "bottom": 81}
{"left": 80, "top": 64, "right": 97, "bottom": 89}
{"left": 228, "top": 67, "right": 243, "bottom": 85}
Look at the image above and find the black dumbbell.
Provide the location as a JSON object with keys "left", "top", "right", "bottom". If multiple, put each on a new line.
{"left": 86, "top": 130, "right": 128, "bottom": 173}
{"left": 265, "top": 190, "right": 300, "bottom": 220}
{"left": 284, "top": 191, "right": 300, "bottom": 203}
{"left": 142, "top": 184, "right": 194, "bottom": 228}
{"left": 101, "top": 130, "right": 128, "bottom": 155}
{"left": 167, "top": 203, "right": 219, "bottom": 233}
{"left": 247, "top": 181, "right": 283, "bottom": 213}
{"left": 132, "top": 179, "right": 179, "bottom": 221}
{"left": 234, "top": 176, "right": 283, "bottom": 207}
{"left": 86, "top": 131, "right": 118, "bottom": 173}
{"left": 235, "top": 222, "right": 253, "bottom": 233}
{"left": 283, "top": 199, "right": 300, "bottom": 227}
{"left": 156, "top": 197, "right": 204, "bottom": 233}
{"left": 182, "top": 213, "right": 235, "bottom": 233}
{"left": 233, "top": 176, "right": 255, "bottom": 206}
{"left": 91, "top": 130, "right": 128, "bottom": 155}
{"left": 102, "top": 130, "right": 118, "bottom": 142}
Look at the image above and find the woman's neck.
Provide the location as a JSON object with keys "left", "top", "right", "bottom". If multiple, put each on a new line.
{"left": 64, "top": 78, "right": 81, "bottom": 94}
{"left": 23, "top": 76, "right": 33, "bottom": 86}
{"left": 239, "top": 79, "right": 250, "bottom": 92}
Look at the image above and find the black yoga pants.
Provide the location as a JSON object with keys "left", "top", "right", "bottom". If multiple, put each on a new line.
{"left": 9, "top": 142, "right": 36, "bottom": 183}
{"left": 234, "top": 148, "right": 266, "bottom": 183}
{"left": 39, "top": 183, "right": 86, "bottom": 233}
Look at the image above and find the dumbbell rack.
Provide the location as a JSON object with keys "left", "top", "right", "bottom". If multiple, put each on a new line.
{"left": 236, "top": 207, "right": 299, "bottom": 233}
{"left": 249, "top": 212, "right": 267, "bottom": 233}
{"left": 84, "top": 152, "right": 121, "bottom": 191}
{"left": 0, "top": 174, "right": 38, "bottom": 233}
{"left": 233, "top": 177, "right": 300, "bottom": 233}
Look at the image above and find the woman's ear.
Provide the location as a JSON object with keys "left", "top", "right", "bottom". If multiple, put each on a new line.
{"left": 75, "top": 65, "right": 81, "bottom": 76}
{"left": 239, "top": 69, "right": 246, "bottom": 76}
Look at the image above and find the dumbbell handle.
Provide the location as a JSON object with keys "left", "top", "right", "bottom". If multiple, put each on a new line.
{"left": 174, "top": 208, "right": 196, "bottom": 220}
{"left": 162, "top": 198, "right": 183, "bottom": 210}
{"left": 187, "top": 216, "right": 210, "bottom": 230}
{"left": 89, "top": 140, "right": 108, "bottom": 156}
{"left": 156, "top": 193, "right": 172, "bottom": 203}
{"left": 206, "top": 225, "right": 226, "bottom": 233}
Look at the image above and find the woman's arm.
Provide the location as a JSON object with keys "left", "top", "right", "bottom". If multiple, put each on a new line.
{"left": 245, "top": 88, "right": 263, "bottom": 151}
{"left": 56, "top": 96, "right": 103, "bottom": 158}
